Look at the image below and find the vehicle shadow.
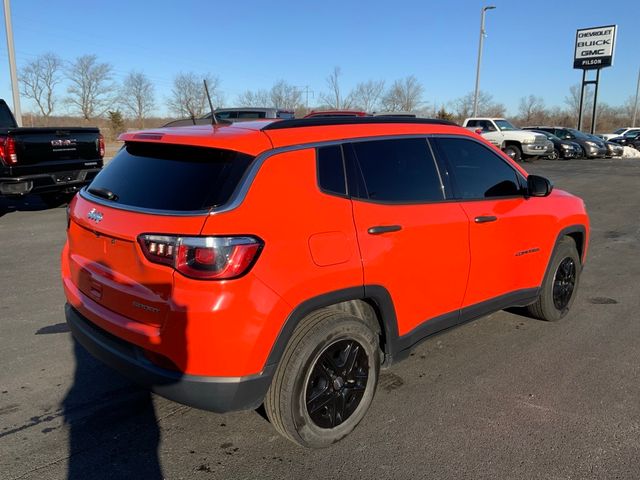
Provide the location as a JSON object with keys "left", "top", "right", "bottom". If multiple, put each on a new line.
{"left": 0, "top": 193, "right": 69, "bottom": 217}
{"left": 63, "top": 267, "right": 187, "bottom": 480}
{"left": 63, "top": 340, "right": 164, "bottom": 479}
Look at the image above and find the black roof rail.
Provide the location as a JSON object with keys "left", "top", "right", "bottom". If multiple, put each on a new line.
{"left": 261, "top": 116, "right": 458, "bottom": 131}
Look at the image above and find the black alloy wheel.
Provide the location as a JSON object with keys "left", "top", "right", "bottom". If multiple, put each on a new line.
{"left": 527, "top": 236, "right": 581, "bottom": 321}
{"left": 305, "top": 340, "right": 369, "bottom": 429}
{"left": 552, "top": 257, "right": 577, "bottom": 310}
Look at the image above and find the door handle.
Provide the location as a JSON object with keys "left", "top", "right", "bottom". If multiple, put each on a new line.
{"left": 367, "top": 225, "right": 402, "bottom": 235}
{"left": 474, "top": 215, "right": 497, "bottom": 224}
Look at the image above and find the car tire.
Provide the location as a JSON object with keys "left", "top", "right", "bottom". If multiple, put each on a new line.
{"left": 503, "top": 145, "right": 522, "bottom": 162}
{"left": 548, "top": 148, "right": 560, "bottom": 160}
{"left": 577, "top": 146, "right": 586, "bottom": 159}
{"left": 527, "top": 237, "right": 581, "bottom": 321}
{"left": 264, "top": 309, "right": 380, "bottom": 448}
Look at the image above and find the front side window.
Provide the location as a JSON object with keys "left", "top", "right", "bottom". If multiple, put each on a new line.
{"left": 433, "top": 137, "right": 522, "bottom": 200}
{"left": 349, "top": 138, "right": 443, "bottom": 203}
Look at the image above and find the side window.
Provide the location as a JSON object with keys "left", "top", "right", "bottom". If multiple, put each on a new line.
{"left": 349, "top": 138, "right": 443, "bottom": 203}
{"left": 433, "top": 137, "right": 522, "bottom": 200}
{"left": 317, "top": 145, "right": 347, "bottom": 196}
{"left": 482, "top": 121, "right": 497, "bottom": 132}
{"left": 237, "top": 111, "right": 265, "bottom": 119}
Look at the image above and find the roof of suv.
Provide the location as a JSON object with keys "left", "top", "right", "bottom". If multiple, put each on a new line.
{"left": 119, "top": 117, "right": 466, "bottom": 156}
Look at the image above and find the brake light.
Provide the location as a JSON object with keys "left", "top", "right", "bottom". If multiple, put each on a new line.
{"left": 0, "top": 137, "right": 17, "bottom": 165}
{"left": 98, "top": 134, "right": 105, "bottom": 158}
{"left": 137, "top": 234, "right": 263, "bottom": 280}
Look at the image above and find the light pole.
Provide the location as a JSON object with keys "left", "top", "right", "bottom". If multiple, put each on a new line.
{"left": 3, "top": 0, "right": 21, "bottom": 126}
{"left": 632, "top": 67, "right": 640, "bottom": 128}
{"left": 472, "top": 5, "right": 496, "bottom": 118}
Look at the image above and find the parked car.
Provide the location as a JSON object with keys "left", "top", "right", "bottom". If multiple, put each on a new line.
{"left": 163, "top": 107, "right": 294, "bottom": 127}
{"left": 463, "top": 117, "right": 552, "bottom": 161}
{"left": 600, "top": 127, "right": 640, "bottom": 141}
{"left": 0, "top": 99, "right": 104, "bottom": 204}
{"left": 527, "top": 129, "right": 580, "bottom": 160}
{"left": 585, "top": 133, "right": 623, "bottom": 158}
{"left": 604, "top": 141, "right": 624, "bottom": 157}
{"left": 63, "top": 116, "right": 589, "bottom": 448}
{"left": 523, "top": 126, "right": 607, "bottom": 158}
{"left": 304, "top": 110, "right": 370, "bottom": 118}
{"left": 608, "top": 130, "right": 640, "bottom": 151}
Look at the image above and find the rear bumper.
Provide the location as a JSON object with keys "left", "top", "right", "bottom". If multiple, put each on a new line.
{"left": 65, "top": 303, "right": 274, "bottom": 413}
{"left": 0, "top": 168, "right": 101, "bottom": 196}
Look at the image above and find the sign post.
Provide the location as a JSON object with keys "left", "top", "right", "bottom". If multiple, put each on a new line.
{"left": 573, "top": 25, "right": 617, "bottom": 133}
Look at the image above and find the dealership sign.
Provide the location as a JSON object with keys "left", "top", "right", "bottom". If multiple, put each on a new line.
{"left": 574, "top": 25, "right": 617, "bottom": 69}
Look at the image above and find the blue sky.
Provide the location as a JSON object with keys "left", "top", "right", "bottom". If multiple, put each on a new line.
{"left": 0, "top": 0, "right": 637, "bottom": 117}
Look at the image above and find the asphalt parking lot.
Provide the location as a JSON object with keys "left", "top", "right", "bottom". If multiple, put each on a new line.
{"left": 1, "top": 157, "right": 639, "bottom": 480}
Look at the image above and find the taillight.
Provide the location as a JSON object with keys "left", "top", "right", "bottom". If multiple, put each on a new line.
{"left": 98, "top": 134, "right": 105, "bottom": 158}
{"left": 0, "top": 137, "right": 17, "bottom": 165}
{"left": 137, "top": 234, "right": 263, "bottom": 280}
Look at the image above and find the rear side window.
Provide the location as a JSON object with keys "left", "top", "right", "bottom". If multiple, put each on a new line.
{"left": 434, "top": 137, "right": 521, "bottom": 199}
{"left": 87, "top": 143, "right": 253, "bottom": 211}
{"left": 350, "top": 138, "right": 443, "bottom": 203}
{"left": 237, "top": 111, "right": 266, "bottom": 119}
{"left": 215, "top": 111, "right": 237, "bottom": 119}
{"left": 317, "top": 145, "right": 347, "bottom": 196}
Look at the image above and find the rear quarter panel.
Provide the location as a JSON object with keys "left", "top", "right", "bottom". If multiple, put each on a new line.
{"left": 198, "top": 148, "right": 363, "bottom": 372}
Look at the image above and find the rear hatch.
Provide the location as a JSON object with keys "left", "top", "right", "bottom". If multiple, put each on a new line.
{"left": 66, "top": 141, "right": 255, "bottom": 328}
{"left": 10, "top": 127, "right": 101, "bottom": 165}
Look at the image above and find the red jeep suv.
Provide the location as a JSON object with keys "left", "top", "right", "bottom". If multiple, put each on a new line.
{"left": 62, "top": 117, "right": 589, "bottom": 448}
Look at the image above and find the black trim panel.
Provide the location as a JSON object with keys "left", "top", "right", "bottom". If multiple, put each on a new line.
{"left": 389, "top": 288, "right": 539, "bottom": 363}
{"left": 66, "top": 304, "right": 274, "bottom": 413}
{"left": 265, "top": 285, "right": 540, "bottom": 370}
{"left": 545, "top": 225, "right": 588, "bottom": 275}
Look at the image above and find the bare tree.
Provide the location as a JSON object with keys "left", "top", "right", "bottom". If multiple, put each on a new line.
{"left": 168, "top": 72, "right": 223, "bottom": 119}
{"left": 450, "top": 91, "right": 505, "bottom": 121}
{"left": 320, "top": 67, "right": 353, "bottom": 109}
{"left": 564, "top": 83, "right": 593, "bottom": 120}
{"left": 66, "top": 55, "right": 116, "bottom": 120}
{"left": 120, "top": 71, "right": 155, "bottom": 128}
{"left": 380, "top": 76, "right": 424, "bottom": 112}
{"left": 518, "top": 95, "right": 546, "bottom": 124}
{"left": 350, "top": 80, "right": 385, "bottom": 112}
{"left": 237, "top": 89, "right": 270, "bottom": 107}
{"left": 270, "top": 80, "right": 302, "bottom": 110}
{"left": 19, "top": 52, "right": 63, "bottom": 122}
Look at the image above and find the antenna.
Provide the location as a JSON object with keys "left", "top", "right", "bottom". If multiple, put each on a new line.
{"left": 203, "top": 79, "right": 218, "bottom": 126}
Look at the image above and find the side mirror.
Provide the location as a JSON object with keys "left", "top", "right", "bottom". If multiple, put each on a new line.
{"left": 527, "top": 175, "right": 553, "bottom": 197}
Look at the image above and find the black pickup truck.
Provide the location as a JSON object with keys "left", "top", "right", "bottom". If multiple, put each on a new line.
{"left": 0, "top": 99, "right": 104, "bottom": 203}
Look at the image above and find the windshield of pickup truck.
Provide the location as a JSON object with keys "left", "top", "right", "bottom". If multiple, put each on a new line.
{"left": 494, "top": 120, "right": 517, "bottom": 131}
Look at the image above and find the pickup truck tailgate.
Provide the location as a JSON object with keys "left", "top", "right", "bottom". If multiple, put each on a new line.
{"left": 9, "top": 127, "right": 101, "bottom": 164}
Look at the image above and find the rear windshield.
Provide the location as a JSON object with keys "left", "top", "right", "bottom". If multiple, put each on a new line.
{"left": 87, "top": 142, "right": 253, "bottom": 211}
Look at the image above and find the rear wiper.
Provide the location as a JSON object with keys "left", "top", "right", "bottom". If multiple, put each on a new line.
{"left": 88, "top": 187, "right": 118, "bottom": 202}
